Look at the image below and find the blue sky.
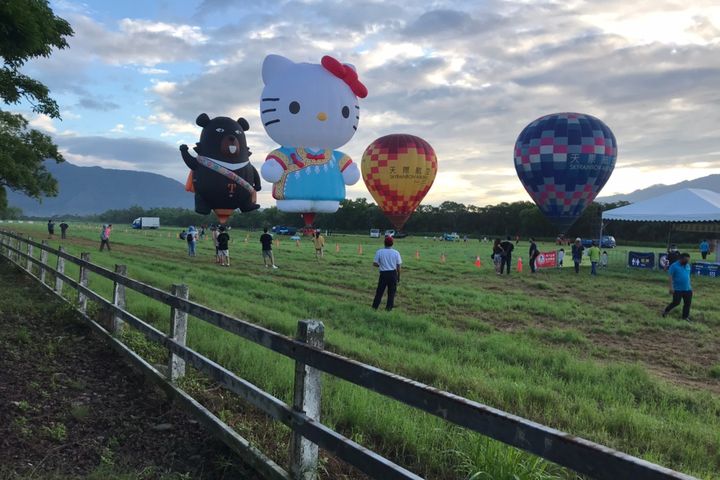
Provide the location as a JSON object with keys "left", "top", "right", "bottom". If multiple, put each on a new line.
{"left": 17, "top": 0, "right": 720, "bottom": 207}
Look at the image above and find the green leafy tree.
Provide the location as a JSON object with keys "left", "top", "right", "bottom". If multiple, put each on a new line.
{"left": 0, "top": 0, "right": 73, "bottom": 214}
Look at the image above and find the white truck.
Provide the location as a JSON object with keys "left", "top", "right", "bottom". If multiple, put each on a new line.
{"left": 131, "top": 217, "right": 160, "bottom": 229}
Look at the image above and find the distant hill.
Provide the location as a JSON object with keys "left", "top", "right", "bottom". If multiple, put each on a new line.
{"left": 7, "top": 161, "right": 192, "bottom": 216}
{"left": 598, "top": 174, "right": 719, "bottom": 203}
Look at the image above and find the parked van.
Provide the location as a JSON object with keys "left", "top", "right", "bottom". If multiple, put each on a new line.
{"left": 370, "top": 229, "right": 380, "bottom": 238}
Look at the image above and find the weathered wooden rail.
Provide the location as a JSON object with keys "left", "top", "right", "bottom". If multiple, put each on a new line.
{"left": 0, "top": 229, "right": 697, "bottom": 480}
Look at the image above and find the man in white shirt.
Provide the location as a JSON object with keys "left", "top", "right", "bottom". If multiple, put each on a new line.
{"left": 372, "top": 236, "right": 402, "bottom": 311}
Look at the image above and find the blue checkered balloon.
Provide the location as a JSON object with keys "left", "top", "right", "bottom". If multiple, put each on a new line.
{"left": 514, "top": 113, "right": 617, "bottom": 232}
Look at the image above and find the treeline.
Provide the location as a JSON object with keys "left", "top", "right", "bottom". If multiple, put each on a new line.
{"left": 18, "top": 199, "right": 709, "bottom": 244}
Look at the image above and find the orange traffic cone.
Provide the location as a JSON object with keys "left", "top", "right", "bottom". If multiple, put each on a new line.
{"left": 275, "top": 239, "right": 280, "bottom": 248}
{"left": 517, "top": 257, "right": 523, "bottom": 272}
{"left": 358, "top": 244, "right": 363, "bottom": 255}
{"left": 295, "top": 239, "right": 300, "bottom": 247}
{"left": 335, "top": 243, "right": 340, "bottom": 253}
{"left": 475, "top": 256, "right": 482, "bottom": 268}
{"left": 415, "top": 249, "right": 420, "bottom": 259}
{"left": 440, "top": 253, "right": 446, "bottom": 264}
{"left": 244, "top": 235, "right": 249, "bottom": 243}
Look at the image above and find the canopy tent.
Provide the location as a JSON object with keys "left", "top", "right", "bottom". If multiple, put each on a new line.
{"left": 602, "top": 188, "right": 720, "bottom": 222}
{"left": 600, "top": 188, "right": 720, "bottom": 262}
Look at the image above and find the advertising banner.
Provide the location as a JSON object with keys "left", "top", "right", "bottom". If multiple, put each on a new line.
{"left": 535, "top": 251, "right": 557, "bottom": 269}
{"left": 628, "top": 251, "right": 655, "bottom": 269}
{"left": 692, "top": 262, "right": 720, "bottom": 278}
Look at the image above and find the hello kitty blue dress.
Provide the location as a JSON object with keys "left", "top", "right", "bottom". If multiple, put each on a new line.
{"left": 266, "top": 147, "right": 352, "bottom": 201}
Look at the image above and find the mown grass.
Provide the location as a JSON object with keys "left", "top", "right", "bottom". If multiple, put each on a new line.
{"left": 2, "top": 222, "right": 719, "bottom": 479}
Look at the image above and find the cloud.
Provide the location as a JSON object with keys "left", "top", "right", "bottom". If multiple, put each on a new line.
{"left": 76, "top": 97, "right": 121, "bottom": 111}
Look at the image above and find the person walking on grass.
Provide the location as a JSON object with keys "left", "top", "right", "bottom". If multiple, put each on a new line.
{"left": 699, "top": 239, "right": 710, "bottom": 260}
{"left": 492, "top": 238, "right": 503, "bottom": 275}
{"left": 372, "top": 236, "right": 402, "bottom": 311}
{"left": 47, "top": 219, "right": 55, "bottom": 239}
{"left": 500, "top": 236, "right": 514, "bottom": 275}
{"left": 662, "top": 253, "right": 693, "bottom": 321}
{"left": 529, "top": 237, "right": 540, "bottom": 273}
{"left": 588, "top": 241, "right": 601, "bottom": 275}
{"left": 260, "top": 227, "right": 278, "bottom": 269}
{"left": 571, "top": 238, "right": 584, "bottom": 274}
{"left": 99, "top": 224, "right": 112, "bottom": 251}
{"left": 59, "top": 221, "right": 69, "bottom": 239}
{"left": 557, "top": 248, "right": 565, "bottom": 268}
{"left": 216, "top": 226, "right": 230, "bottom": 267}
{"left": 186, "top": 226, "right": 197, "bottom": 257}
{"left": 313, "top": 231, "right": 325, "bottom": 260}
{"left": 600, "top": 250, "right": 609, "bottom": 268}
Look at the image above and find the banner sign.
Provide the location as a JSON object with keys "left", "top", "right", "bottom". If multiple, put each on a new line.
{"left": 692, "top": 262, "right": 720, "bottom": 278}
{"left": 658, "top": 253, "right": 669, "bottom": 270}
{"left": 628, "top": 251, "right": 655, "bottom": 269}
{"left": 535, "top": 251, "right": 557, "bottom": 269}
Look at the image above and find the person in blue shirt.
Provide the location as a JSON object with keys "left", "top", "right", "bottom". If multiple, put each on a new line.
{"left": 662, "top": 253, "right": 693, "bottom": 321}
{"left": 699, "top": 239, "right": 710, "bottom": 260}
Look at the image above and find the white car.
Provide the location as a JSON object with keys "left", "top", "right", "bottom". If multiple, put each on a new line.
{"left": 384, "top": 229, "right": 395, "bottom": 237}
{"left": 370, "top": 229, "right": 380, "bottom": 238}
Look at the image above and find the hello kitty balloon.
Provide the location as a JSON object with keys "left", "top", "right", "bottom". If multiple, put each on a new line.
{"left": 259, "top": 54, "right": 367, "bottom": 226}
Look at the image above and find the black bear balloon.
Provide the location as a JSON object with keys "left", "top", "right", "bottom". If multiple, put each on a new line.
{"left": 180, "top": 114, "right": 261, "bottom": 223}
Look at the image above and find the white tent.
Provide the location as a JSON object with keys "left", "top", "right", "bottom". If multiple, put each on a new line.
{"left": 603, "top": 188, "right": 720, "bottom": 222}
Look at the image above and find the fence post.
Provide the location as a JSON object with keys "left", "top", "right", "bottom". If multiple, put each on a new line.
{"left": 78, "top": 252, "right": 90, "bottom": 313}
{"left": 55, "top": 246, "right": 65, "bottom": 294}
{"left": 26, "top": 237, "right": 33, "bottom": 272}
{"left": 168, "top": 284, "right": 189, "bottom": 382}
{"left": 110, "top": 264, "right": 127, "bottom": 334}
{"left": 289, "top": 320, "right": 325, "bottom": 480}
{"left": 39, "top": 241, "right": 49, "bottom": 284}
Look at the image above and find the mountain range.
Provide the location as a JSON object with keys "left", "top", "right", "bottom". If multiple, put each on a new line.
{"left": 6, "top": 161, "right": 717, "bottom": 216}
{"left": 7, "top": 161, "right": 192, "bottom": 216}
{"left": 598, "top": 174, "right": 719, "bottom": 203}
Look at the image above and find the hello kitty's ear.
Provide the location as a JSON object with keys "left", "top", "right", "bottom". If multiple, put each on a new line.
{"left": 237, "top": 117, "right": 250, "bottom": 131}
{"left": 196, "top": 113, "right": 211, "bottom": 127}
{"left": 262, "top": 54, "right": 294, "bottom": 85}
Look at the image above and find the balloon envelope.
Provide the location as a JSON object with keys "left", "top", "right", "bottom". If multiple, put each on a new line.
{"left": 514, "top": 113, "right": 617, "bottom": 232}
{"left": 362, "top": 134, "right": 437, "bottom": 231}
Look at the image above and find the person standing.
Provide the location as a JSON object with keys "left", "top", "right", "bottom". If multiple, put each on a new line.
{"left": 600, "top": 250, "right": 609, "bottom": 268}
{"left": 699, "top": 239, "right": 710, "bottom": 260}
{"left": 571, "top": 238, "right": 584, "bottom": 274}
{"left": 313, "top": 231, "right": 325, "bottom": 260}
{"left": 528, "top": 238, "right": 540, "bottom": 273}
{"left": 500, "top": 236, "right": 514, "bottom": 275}
{"left": 492, "top": 238, "right": 503, "bottom": 275}
{"left": 557, "top": 248, "right": 565, "bottom": 268}
{"left": 260, "top": 227, "right": 278, "bottom": 269}
{"left": 211, "top": 225, "right": 220, "bottom": 263}
{"left": 186, "top": 226, "right": 197, "bottom": 257}
{"left": 662, "top": 253, "right": 693, "bottom": 321}
{"left": 47, "top": 219, "right": 55, "bottom": 239}
{"left": 99, "top": 224, "right": 111, "bottom": 251}
{"left": 59, "top": 221, "right": 69, "bottom": 239}
{"left": 588, "top": 241, "right": 601, "bottom": 275}
{"left": 666, "top": 244, "right": 680, "bottom": 269}
{"left": 372, "top": 236, "right": 402, "bottom": 311}
{"left": 216, "top": 226, "right": 230, "bottom": 267}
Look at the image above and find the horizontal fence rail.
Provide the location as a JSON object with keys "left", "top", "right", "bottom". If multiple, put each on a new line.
{"left": 0, "top": 230, "right": 697, "bottom": 480}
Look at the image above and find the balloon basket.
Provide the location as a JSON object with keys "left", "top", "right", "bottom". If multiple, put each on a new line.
{"left": 214, "top": 209, "right": 234, "bottom": 224}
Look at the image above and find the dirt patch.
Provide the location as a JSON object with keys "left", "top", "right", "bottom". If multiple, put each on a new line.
{"left": 0, "top": 259, "right": 258, "bottom": 479}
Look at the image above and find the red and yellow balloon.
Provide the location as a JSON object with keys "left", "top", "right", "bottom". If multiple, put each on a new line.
{"left": 361, "top": 134, "right": 437, "bottom": 231}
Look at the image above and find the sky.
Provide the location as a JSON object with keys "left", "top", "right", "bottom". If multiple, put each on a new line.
{"left": 18, "top": 0, "right": 720, "bottom": 207}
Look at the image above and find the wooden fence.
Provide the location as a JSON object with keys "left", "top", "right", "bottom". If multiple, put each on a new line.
{"left": 0, "top": 230, "right": 697, "bottom": 480}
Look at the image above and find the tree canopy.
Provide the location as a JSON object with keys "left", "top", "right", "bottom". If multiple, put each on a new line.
{"left": 0, "top": 0, "right": 73, "bottom": 214}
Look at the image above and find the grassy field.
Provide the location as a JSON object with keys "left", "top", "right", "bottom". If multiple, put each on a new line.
{"left": 2, "top": 221, "right": 719, "bottom": 479}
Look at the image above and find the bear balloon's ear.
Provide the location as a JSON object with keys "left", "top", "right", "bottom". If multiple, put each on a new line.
{"left": 262, "top": 54, "right": 294, "bottom": 85}
{"left": 196, "top": 113, "right": 211, "bottom": 127}
{"left": 237, "top": 118, "right": 250, "bottom": 131}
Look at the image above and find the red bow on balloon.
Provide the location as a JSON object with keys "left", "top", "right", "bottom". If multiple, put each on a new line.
{"left": 321, "top": 55, "right": 368, "bottom": 99}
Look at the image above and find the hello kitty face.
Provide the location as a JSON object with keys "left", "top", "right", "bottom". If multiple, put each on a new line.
{"left": 260, "top": 54, "right": 366, "bottom": 150}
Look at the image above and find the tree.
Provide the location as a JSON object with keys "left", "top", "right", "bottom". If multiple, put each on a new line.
{"left": 0, "top": 0, "right": 73, "bottom": 213}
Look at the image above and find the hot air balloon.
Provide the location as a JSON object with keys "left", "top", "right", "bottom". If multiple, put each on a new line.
{"left": 361, "top": 134, "right": 437, "bottom": 231}
{"left": 514, "top": 113, "right": 617, "bottom": 232}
